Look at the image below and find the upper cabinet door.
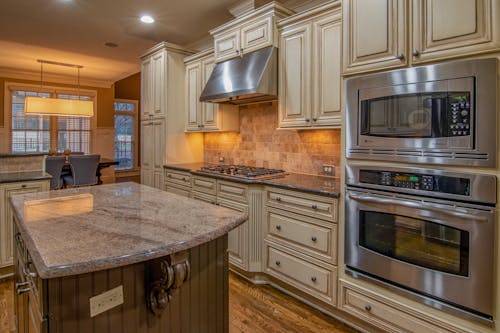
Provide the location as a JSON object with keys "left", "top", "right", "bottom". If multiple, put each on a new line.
{"left": 278, "top": 24, "right": 312, "bottom": 128}
{"left": 343, "top": 0, "right": 407, "bottom": 75}
{"left": 185, "top": 62, "right": 202, "bottom": 132}
{"left": 214, "top": 29, "right": 240, "bottom": 63}
{"left": 201, "top": 58, "right": 219, "bottom": 131}
{"left": 151, "top": 51, "right": 165, "bottom": 117}
{"left": 240, "top": 16, "right": 274, "bottom": 54}
{"left": 312, "top": 12, "right": 342, "bottom": 127}
{"left": 411, "top": 0, "right": 500, "bottom": 63}
{"left": 140, "top": 59, "right": 152, "bottom": 119}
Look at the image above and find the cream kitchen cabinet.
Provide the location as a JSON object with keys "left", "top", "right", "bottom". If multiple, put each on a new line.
{"left": 140, "top": 42, "right": 204, "bottom": 189}
{"left": 411, "top": 0, "right": 500, "bottom": 64}
{"left": 210, "top": 2, "right": 293, "bottom": 63}
{"left": 0, "top": 179, "right": 49, "bottom": 277}
{"left": 264, "top": 187, "right": 339, "bottom": 306}
{"left": 184, "top": 49, "right": 239, "bottom": 132}
{"left": 278, "top": 2, "right": 342, "bottom": 128}
{"left": 343, "top": 0, "right": 500, "bottom": 75}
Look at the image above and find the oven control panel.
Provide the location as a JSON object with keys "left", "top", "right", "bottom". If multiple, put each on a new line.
{"left": 447, "top": 93, "right": 471, "bottom": 137}
{"left": 360, "top": 170, "right": 470, "bottom": 196}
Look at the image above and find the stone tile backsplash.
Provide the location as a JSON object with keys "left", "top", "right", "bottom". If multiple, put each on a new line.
{"left": 204, "top": 102, "right": 341, "bottom": 176}
{"left": 0, "top": 155, "right": 45, "bottom": 173}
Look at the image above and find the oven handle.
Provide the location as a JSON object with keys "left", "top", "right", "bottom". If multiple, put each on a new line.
{"left": 347, "top": 193, "right": 488, "bottom": 222}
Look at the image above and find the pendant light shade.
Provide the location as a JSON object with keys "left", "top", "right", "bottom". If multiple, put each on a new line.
{"left": 24, "top": 59, "right": 94, "bottom": 117}
{"left": 24, "top": 96, "right": 94, "bottom": 117}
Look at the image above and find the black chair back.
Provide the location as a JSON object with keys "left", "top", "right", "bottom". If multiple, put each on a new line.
{"left": 45, "top": 156, "right": 66, "bottom": 190}
{"left": 66, "top": 155, "right": 100, "bottom": 186}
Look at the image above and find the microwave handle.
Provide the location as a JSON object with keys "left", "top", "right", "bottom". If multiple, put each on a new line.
{"left": 347, "top": 193, "right": 487, "bottom": 222}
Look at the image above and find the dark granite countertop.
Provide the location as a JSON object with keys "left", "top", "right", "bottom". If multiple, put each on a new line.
{"left": 10, "top": 182, "right": 247, "bottom": 279}
{"left": 0, "top": 171, "right": 52, "bottom": 184}
{"left": 165, "top": 163, "right": 340, "bottom": 198}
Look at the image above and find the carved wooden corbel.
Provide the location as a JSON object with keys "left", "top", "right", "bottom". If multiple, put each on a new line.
{"left": 147, "top": 251, "right": 190, "bottom": 316}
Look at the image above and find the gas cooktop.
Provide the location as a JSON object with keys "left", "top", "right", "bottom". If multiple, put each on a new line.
{"left": 198, "top": 165, "right": 286, "bottom": 180}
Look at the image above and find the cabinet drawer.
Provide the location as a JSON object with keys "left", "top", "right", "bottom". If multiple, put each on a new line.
{"left": 266, "top": 208, "right": 336, "bottom": 264}
{"left": 165, "top": 184, "right": 191, "bottom": 198}
{"left": 217, "top": 181, "right": 248, "bottom": 203}
{"left": 266, "top": 188, "right": 337, "bottom": 221}
{"left": 192, "top": 191, "right": 217, "bottom": 205}
{"left": 340, "top": 280, "right": 464, "bottom": 333}
{"left": 165, "top": 169, "right": 191, "bottom": 187}
{"left": 192, "top": 176, "right": 217, "bottom": 195}
{"left": 266, "top": 245, "right": 336, "bottom": 305}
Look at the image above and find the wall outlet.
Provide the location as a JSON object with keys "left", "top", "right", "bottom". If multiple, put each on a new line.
{"left": 89, "top": 285, "right": 124, "bottom": 317}
{"left": 322, "top": 165, "right": 335, "bottom": 176}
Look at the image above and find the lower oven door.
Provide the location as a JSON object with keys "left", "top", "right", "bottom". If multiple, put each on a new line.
{"left": 345, "top": 187, "right": 495, "bottom": 317}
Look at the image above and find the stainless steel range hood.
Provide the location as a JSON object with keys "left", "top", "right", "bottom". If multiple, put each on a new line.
{"left": 199, "top": 46, "right": 277, "bottom": 105}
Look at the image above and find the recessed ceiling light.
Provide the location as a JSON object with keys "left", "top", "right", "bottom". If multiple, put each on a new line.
{"left": 140, "top": 15, "right": 155, "bottom": 24}
{"left": 104, "top": 42, "right": 119, "bottom": 48}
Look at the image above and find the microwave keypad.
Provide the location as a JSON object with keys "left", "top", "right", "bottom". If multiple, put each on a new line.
{"left": 448, "top": 94, "right": 471, "bottom": 136}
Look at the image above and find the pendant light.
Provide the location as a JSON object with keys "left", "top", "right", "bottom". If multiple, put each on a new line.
{"left": 24, "top": 59, "right": 94, "bottom": 117}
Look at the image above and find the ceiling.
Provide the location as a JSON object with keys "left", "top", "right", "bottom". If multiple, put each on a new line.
{"left": 0, "top": 0, "right": 251, "bottom": 85}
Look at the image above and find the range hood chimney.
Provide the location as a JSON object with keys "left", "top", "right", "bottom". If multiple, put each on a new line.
{"left": 199, "top": 46, "right": 277, "bottom": 105}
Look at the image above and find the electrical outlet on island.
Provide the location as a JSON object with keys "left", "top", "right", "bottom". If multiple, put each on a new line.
{"left": 322, "top": 165, "right": 335, "bottom": 176}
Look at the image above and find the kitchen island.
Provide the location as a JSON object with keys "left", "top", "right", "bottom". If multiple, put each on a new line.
{"left": 9, "top": 182, "right": 247, "bottom": 333}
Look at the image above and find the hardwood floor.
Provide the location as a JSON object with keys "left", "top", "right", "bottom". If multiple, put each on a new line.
{"left": 0, "top": 278, "right": 15, "bottom": 333}
{"left": 0, "top": 274, "right": 358, "bottom": 333}
{"left": 229, "top": 272, "right": 358, "bottom": 333}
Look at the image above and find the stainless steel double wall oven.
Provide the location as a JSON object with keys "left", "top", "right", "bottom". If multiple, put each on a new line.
{"left": 344, "top": 58, "right": 498, "bottom": 323}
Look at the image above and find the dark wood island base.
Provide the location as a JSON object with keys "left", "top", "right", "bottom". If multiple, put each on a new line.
{"left": 14, "top": 230, "right": 229, "bottom": 333}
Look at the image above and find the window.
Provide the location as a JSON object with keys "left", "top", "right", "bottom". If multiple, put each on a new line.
{"left": 10, "top": 87, "right": 95, "bottom": 154}
{"left": 114, "top": 100, "right": 138, "bottom": 170}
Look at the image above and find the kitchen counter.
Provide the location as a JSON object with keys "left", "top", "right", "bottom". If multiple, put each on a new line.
{"left": 9, "top": 181, "right": 247, "bottom": 279}
{"left": 165, "top": 163, "right": 341, "bottom": 198}
{"left": 0, "top": 171, "right": 52, "bottom": 184}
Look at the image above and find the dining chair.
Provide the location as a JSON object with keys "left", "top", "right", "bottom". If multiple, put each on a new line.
{"left": 44, "top": 156, "right": 66, "bottom": 190}
{"left": 63, "top": 154, "right": 101, "bottom": 187}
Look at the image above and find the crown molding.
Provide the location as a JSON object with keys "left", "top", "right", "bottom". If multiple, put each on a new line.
{"left": 0, "top": 67, "right": 114, "bottom": 88}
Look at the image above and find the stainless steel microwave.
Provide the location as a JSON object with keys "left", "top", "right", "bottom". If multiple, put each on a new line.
{"left": 346, "top": 58, "right": 498, "bottom": 167}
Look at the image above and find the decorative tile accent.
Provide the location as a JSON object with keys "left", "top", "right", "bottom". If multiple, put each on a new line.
{"left": 204, "top": 102, "right": 341, "bottom": 176}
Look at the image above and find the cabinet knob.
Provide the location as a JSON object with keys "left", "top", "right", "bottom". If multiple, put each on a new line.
{"left": 275, "top": 260, "right": 281, "bottom": 266}
{"left": 276, "top": 225, "right": 281, "bottom": 231}
{"left": 365, "top": 304, "right": 372, "bottom": 312}
{"left": 235, "top": 50, "right": 239, "bottom": 54}
{"left": 275, "top": 197, "right": 282, "bottom": 202}
{"left": 412, "top": 49, "right": 420, "bottom": 57}
{"left": 305, "top": 118, "right": 311, "bottom": 122}
{"left": 311, "top": 236, "right": 317, "bottom": 242}
{"left": 396, "top": 53, "right": 405, "bottom": 60}
{"left": 311, "top": 204, "right": 318, "bottom": 210}
{"left": 181, "top": 177, "right": 186, "bottom": 181}
{"left": 311, "top": 276, "right": 317, "bottom": 282}
{"left": 167, "top": 174, "right": 172, "bottom": 178}
{"left": 21, "top": 184, "right": 27, "bottom": 188}
{"left": 312, "top": 118, "right": 317, "bottom": 122}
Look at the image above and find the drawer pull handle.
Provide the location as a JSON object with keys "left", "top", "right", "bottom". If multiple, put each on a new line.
{"left": 275, "top": 260, "right": 281, "bottom": 266}
{"left": 15, "top": 282, "right": 29, "bottom": 288}
{"left": 275, "top": 197, "right": 282, "bottom": 202}
{"left": 276, "top": 225, "right": 281, "bottom": 231}
{"left": 17, "top": 287, "right": 31, "bottom": 295}
{"left": 311, "top": 236, "right": 317, "bottom": 242}
{"left": 311, "top": 204, "right": 318, "bottom": 209}
{"left": 365, "top": 304, "right": 372, "bottom": 312}
{"left": 311, "top": 276, "right": 317, "bottom": 282}
{"left": 21, "top": 184, "right": 27, "bottom": 188}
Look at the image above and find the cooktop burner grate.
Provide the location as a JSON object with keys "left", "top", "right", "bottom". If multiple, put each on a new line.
{"left": 198, "top": 165, "right": 286, "bottom": 179}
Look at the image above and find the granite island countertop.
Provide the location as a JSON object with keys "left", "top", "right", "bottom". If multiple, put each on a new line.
{"left": 0, "top": 171, "right": 52, "bottom": 184}
{"left": 9, "top": 182, "right": 247, "bottom": 279}
{"left": 165, "top": 163, "right": 340, "bottom": 198}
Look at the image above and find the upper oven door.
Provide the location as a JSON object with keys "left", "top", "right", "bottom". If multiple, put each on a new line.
{"left": 358, "top": 77, "right": 474, "bottom": 150}
{"left": 345, "top": 188, "right": 494, "bottom": 317}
